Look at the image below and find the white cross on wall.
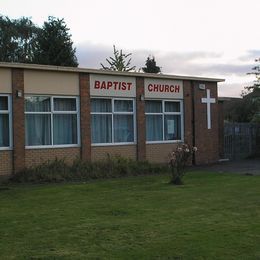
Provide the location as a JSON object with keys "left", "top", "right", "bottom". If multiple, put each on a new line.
{"left": 201, "top": 89, "right": 216, "bottom": 129}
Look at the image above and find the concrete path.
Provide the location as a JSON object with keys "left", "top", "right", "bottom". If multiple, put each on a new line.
{"left": 192, "top": 158, "right": 260, "bottom": 175}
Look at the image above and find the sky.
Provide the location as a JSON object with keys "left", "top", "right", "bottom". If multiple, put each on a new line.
{"left": 1, "top": 0, "right": 260, "bottom": 97}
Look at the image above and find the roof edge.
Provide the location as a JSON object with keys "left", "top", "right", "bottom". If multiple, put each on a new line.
{"left": 0, "top": 62, "right": 225, "bottom": 83}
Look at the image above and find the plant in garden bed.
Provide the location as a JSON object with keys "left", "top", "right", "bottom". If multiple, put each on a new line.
{"left": 169, "top": 143, "right": 197, "bottom": 185}
{"left": 9, "top": 155, "right": 169, "bottom": 183}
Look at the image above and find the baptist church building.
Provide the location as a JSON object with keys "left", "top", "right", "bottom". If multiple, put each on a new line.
{"left": 0, "top": 62, "right": 224, "bottom": 176}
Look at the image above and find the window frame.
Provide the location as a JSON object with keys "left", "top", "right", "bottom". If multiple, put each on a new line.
{"left": 25, "top": 95, "right": 80, "bottom": 149}
{"left": 0, "top": 94, "right": 12, "bottom": 150}
{"left": 91, "top": 97, "right": 136, "bottom": 146}
{"left": 145, "top": 99, "right": 184, "bottom": 144}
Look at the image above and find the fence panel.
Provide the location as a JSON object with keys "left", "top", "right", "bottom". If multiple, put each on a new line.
{"left": 224, "top": 123, "right": 260, "bottom": 160}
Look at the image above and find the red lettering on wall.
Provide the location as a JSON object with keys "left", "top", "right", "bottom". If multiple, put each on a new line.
{"left": 94, "top": 81, "right": 100, "bottom": 89}
{"left": 148, "top": 84, "right": 153, "bottom": 91}
{"left": 127, "top": 83, "right": 132, "bottom": 90}
{"left": 107, "top": 81, "right": 113, "bottom": 89}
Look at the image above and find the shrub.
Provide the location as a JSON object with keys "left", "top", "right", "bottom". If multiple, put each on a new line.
{"left": 169, "top": 144, "right": 197, "bottom": 185}
{"left": 10, "top": 155, "right": 169, "bottom": 183}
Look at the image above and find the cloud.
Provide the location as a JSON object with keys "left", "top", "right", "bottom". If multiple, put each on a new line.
{"left": 75, "top": 42, "right": 256, "bottom": 97}
{"left": 238, "top": 50, "right": 260, "bottom": 62}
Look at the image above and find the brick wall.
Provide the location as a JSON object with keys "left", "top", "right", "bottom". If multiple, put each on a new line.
{"left": 79, "top": 73, "right": 91, "bottom": 161}
{"left": 193, "top": 82, "right": 219, "bottom": 164}
{"left": 25, "top": 148, "right": 80, "bottom": 168}
{"left": 146, "top": 143, "right": 178, "bottom": 164}
{"left": 136, "top": 77, "right": 146, "bottom": 161}
{"left": 12, "top": 69, "right": 25, "bottom": 173}
{"left": 92, "top": 145, "right": 136, "bottom": 161}
{"left": 0, "top": 151, "right": 13, "bottom": 176}
{"left": 183, "top": 80, "right": 193, "bottom": 146}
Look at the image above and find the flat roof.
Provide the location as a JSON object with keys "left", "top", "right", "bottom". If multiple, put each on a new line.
{"left": 0, "top": 62, "right": 225, "bottom": 83}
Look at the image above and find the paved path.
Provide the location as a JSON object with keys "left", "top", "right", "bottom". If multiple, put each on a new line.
{"left": 192, "top": 158, "right": 260, "bottom": 175}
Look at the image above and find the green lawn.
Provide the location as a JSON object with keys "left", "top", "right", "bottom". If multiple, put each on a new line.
{"left": 0, "top": 172, "right": 260, "bottom": 259}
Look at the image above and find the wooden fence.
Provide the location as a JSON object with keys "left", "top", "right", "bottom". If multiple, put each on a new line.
{"left": 224, "top": 123, "right": 260, "bottom": 160}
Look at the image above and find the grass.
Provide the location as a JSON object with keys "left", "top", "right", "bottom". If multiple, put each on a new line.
{"left": 0, "top": 172, "right": 260, "bottom": 259}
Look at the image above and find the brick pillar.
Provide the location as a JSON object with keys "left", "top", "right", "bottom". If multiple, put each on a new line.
{"left": 79, "top": 73, "right": 91, "bottom": 161}
{"left": 183, "top": 80, "right": 193, "bottom": 146}
{"left": 218, "top": 101, "right": 224, "bottom": 158}
{"left": 12, "top": 69, "right": 25, "bottom": 173}
{"left": 136, "top": 77, "right": 146, "bottom": 161}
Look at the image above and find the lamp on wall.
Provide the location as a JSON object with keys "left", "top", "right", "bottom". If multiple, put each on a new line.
{"left": 16, "top": 90, "right": 23, "bottom": 98}
{"left": 140, "top": 94, "right": 144, "bottom": 101}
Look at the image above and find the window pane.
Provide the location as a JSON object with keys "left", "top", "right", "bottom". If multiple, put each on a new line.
{"left": 91, "top": 114, "right": 112, "bottom": 143}
{"left": 0, "top": 114, "right": 9, "bottom": 147}
{"left": 145, "top": 100, "right": 162, "bottom": 113}
{"left": 54, "top": 98, "right": 76, "bottom": 111}
{"left": 91, "top": 99, "right": 111, "bottom": 112}
{"left": 165, "top": 101, "right": 180, "bottom": 112}
{"left": 25, "top": 96, "right": 50, "bottom": 112}
{"left": 114, "top": 100, "right": 133, "bottom": 112}
{"left": 146, "top": 115, "right": 163, "bottom": 141}
{"left": 0, "top": 96, "right": 8, "bottom": 110}
{"left": 25, "top": 114, "right": 51, "bottom": 145}
{"left": 53, "top": 114, "right": 77, "bottom": 145}
{"left": 114, "top": 115, "right": 134, "bottom": 142}
{"left": 164, "top": 115, "right": 181, "bottom": 140}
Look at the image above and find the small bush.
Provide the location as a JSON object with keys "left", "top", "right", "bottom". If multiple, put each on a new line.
{"left": 10, "top": 155, "right": 169, "bottom": 183}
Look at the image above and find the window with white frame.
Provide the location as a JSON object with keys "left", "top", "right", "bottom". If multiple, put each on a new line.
{"left": 145, "top": 100, "right": 183, "bottom": 142}
{"left": 91, "top": 98, "right": 135, "bottom": 144}
{"left": 25, "top": 96, "right": 79, "bottom": 147}
{"left": 0, "top": 95, "right": 11, "bottom": 148}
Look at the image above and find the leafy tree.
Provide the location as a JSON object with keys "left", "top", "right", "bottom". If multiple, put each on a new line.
{"left": 224, "top": 90, "right": 260, "bottom": 123}
{"left": 0, "top": 16, "right": 38, "bottom": 63}
{"left": 142, "top": 56, "right": 161, "bottom": 73}
{"left": 34, "top": 16, "right": 78, "bottom": 66}
{"left": 101, "top": 45, "right": 135, "bottom": 71}
{"left": 245, "top": 58, "right": 260, "bottom": 91}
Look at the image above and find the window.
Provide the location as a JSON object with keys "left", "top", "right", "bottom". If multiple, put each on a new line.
{"left": 91, "top": 98, "right": 135, "bottom": 144}
{"left": 0, "top": 95, "right": 11, "bottom": 149}
{"left": 145, "top": 100, "right": 183, "bottom": 142}
{"left": 25, "top": 96, "right": 79, "bottom": 147}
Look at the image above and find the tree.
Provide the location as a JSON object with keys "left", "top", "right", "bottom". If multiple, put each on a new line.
{"left": 101, "top": 45, "right": 135, "bottom": 71}
{"left": 34, "top": 16, "right": 78, "bottom": 67}
{"left": 0, "top": 16, "right": 38, "bottom": 63}
{"left": 142, "top": 56, "right": 161, "bottom": 73}
{"left": 224, "top": 91, "right": 260, "bottom": 123}
{"left": 245, "top": 58, "right": 260, "bottom": 92}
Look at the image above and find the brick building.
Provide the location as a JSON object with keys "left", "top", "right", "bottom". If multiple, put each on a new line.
{"left": 0, "top": 62, "right": 224, "bottom": 176}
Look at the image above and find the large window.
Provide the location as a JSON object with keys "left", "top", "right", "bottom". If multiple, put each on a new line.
{"left": 25, "top": 96, "right": 79, "bottom": 147}
{"left": 0, "top": 95, "right": 11, "bottom": 149}
{"left": 91, "top": 98, "right": 135, "bottom": 144}
{"left": 145, "top": 100, "right": 183, "bottom": 142}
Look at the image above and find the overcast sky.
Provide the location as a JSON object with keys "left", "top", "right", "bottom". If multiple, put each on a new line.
{"left": 1, "top": 0, "right": 260, "bottom": 97}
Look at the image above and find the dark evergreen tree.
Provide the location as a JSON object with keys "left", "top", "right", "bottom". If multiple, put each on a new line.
{"left": 33, "top": 16, "right": 78, "bottom": 67}
{"left": 0, "top": 16, "right": 38, "bottom": 63}
{"left": 101, "top": 45, "right": 135, "bottom": 71}
{"left": 142, "top": 56, "right": 161, "bottom": 73}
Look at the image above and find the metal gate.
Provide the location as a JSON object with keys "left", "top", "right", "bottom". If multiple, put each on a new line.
{"left": 224, "top": 123, "right": 260, "bottom": 160}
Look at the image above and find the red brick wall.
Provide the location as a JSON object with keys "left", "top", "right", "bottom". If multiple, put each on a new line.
{"left": 79, "top": 73, "right": 91, "bottom": 161}
{"left": 0, "top": 151, "right": 13, "bottom": 176}
{"left": 146, "top": 143, "right": 178, "bottom": 163}
{"left": 12, "top": 69, "right": 25, "bottom": 173}
{"left": 218, "top": 101, "right": 224, "bottom": 158}
{"left": 183, "top": 80, "right": 193, "bottom": 146}
{"left": 193, "top": 82, "right": 219, "bottom": 164}
{"left": 25, "top": 148, "right": 80, "bottom": 168}
{"left": 136, "top": 77, "right": 146, "bottom": 161}
{"left": 92, "top": 145, "right": 136, "bottom": 161}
